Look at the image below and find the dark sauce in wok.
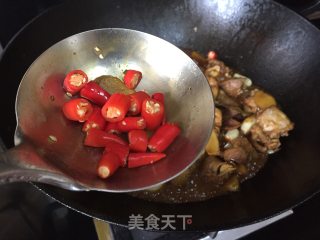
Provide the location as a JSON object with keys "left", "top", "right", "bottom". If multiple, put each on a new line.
{"left": 129, "top": 139, "right": 267, "bottom": 203}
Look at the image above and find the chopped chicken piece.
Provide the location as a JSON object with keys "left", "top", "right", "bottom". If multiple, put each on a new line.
{"left": 205, "top": 59, "right": 233, "bottom": 81}
{"left": 200, "top": 156, "right": 236, "bottom": 184}
{"left": 219, "top": 78, "right": 244, "bottom": 97}
{"left": 234, "top": 73, "right": 252, "bottom": 87}
{"left": 243, "top": 89, "right": 277, "bottom": 113}
{"left": 205, "top": 59, "right": 235, "bottom": 99}
{"left": 217, "top": 90, "right": 240, "bottom": 107}
{"left": 249, "top": 124, "right": 281, "bottom": 152}
{"left": 224, "top": 118, "right": 241, "bottom": 130}
{"left": 248, "top": 107, "right": 293, "bottom": 152}
{"left": 256, "top": 106, "right": 294, "bottom": 139}
{"left": 231, "top": 136, "right": 255, "bottom": 155}
{"left": 223, "top": 147, "right": 248, "bottom": 164}
{"left": 221, "top": 106, "right": 245, "bottom": 130}
{"left": 223, "top": 106, "right": 246, "bottom": 120}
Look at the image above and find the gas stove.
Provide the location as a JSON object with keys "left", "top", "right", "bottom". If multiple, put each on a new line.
{"left": 0, "top": 1, "right": 320, "bottom": 240}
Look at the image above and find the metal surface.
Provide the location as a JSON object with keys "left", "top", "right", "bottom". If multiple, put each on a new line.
{"left": 1, "top": 0, "right": 320, "bottom": 232}
{"left": 0, "top": 28, "right": 214, "bottom": 192}
{"left": 211, "top": 210, "right": 293, "bottom": 240}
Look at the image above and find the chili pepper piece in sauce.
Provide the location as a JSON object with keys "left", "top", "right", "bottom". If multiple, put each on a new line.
{"left": 97, "top": 152, "right": 121, "bottom": 179}
{"left": 148, "top": 123, "right": 181, "bottom": 152}
{"left": 63, "top": 70, "right": 88, "bottom": 95}
{"left": 123, "top": 70, "right": 142, "bottom": 89}
{"left": 101, "top": 93, "right": 130, "bottom": 122}
{"left": 141, "top": 99, "right": 165, "bottom": 130}
{"left": 128, "top": 130, "right": 148, "bottom": 152}
{"left": 127, "top": 152, "right": 166, "bottom": 168}
{"left": 62, "top": 98, "right": 93, "bottom": 122}
{"left": 128, "top": 91, "right": 150, "bottom": 115}
{"left": 84, "top": 129, "right": 127, "bottom": 147}
{"left": 80, "top": 81, "right": 111, "bottom": 106}
{"left": 82, "top": 106, "right": 106, "bottom": 132}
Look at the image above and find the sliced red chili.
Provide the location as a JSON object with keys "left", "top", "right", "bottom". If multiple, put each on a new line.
{"left": 62, "top": 98, "right": 93, "bottom": 122}
{"left": 101, "top": 93, "right": 130, "bottom": 122}
{"left": 128, "top": 130, "right": 148, "bottom": 152}
{"left": 208, "top": 51, "right": 218, "bottom": 60}
{"left": 148, "top": 123, "right": 181, "bottom": 152}
{"left": 80, "top": 81, "right": 111, "bottom": 106}
{"left": 84, "top": 129, "right": 127, "bottom": 147}
{"left": 151, "top": 92, "right": 166, "bottom": 124}
{"left": 104, "top": 122, "right": 122, "bottom": 135}
{"left": 117, "top": 117, "right": 146, "bottom": 132}
{"left": 104, "top": 141, "right": 129, "bottom": 167}
{"left": 123, "top": 70, "right": 142, "bottom": 89}
{"left": 97, "top": 152, "right": 121, "bottom": 179}
{"left": 63, "top": 70, "right": 88, "bottom": 95}
{"left": 151, "top": 92, "right": 164, "bottom": 103}
{"left": 127, "top": 153, "right": 166, "bottom": 168}
{"left": 128, "top": 91, "right": 150, "bottom": 115}
{"left": 141, "top": 99, "right": 165, "bottom": 130}
{"left": 82, "top": 107, "right": 106, "bottom": 132}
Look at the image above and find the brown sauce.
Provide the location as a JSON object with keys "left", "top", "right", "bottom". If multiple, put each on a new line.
{"left": 129, "top": 135, "right": 267, "bottom": 204}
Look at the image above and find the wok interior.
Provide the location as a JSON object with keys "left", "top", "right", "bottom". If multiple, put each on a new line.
{"left": 15, "top": 29, "right": 213, "bottom": 191}
{"left": 1, "top": 0, "right": 320, "bottom": 231}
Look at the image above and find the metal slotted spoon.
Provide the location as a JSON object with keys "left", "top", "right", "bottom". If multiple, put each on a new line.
{"left": 0, "top": 28, "right": 214, "bottom": 192}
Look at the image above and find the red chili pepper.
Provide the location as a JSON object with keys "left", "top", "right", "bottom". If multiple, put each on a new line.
{"left": 151, "top": 92, "right": 164, "bottom": 103}
{"left": 101, "top": 93, "right": 130, "bottom": 122}
{"left": 62, "top": 98, "right": 93, "bottom": 122}
{"left": 84, "top": 129, "right": 127, "bottom": 147}
{"left": 97, "top": 152, "right": 121, "bottom": 179}
{"left": 82, "top": 107, "right": 106, "bottom": 132}
{"left": 104, "top": 122, "right": 122, "bottom": 134}
{"left": 104, "top": 141, "right": 129, "bottom": 167}
{"left": 123, "top": 70, "right": 142, "bottom": 89}
{"left": 148, "top": 123, "right": 181, "bottom": 152}
{"left": 117, "top": 117, "right": 146, "bottom": 132}
{"left": 207, "top": 51, "right": 218, "bottom": 60}
{"left": 128, "top": 130, "right": 148, "bottom": 152}
{"left": 63, "top": 70, "right": 88, "bottom": 95}
{"left": 128, "top": 91, "right": 150, "bottom": 115}
{"left": 80, "top": 81, "right": 111, "bottom": 106}
{"left": 141, "top": 99, "right": 165, "bottom": 130}
{"left": 127, "top": 153, "right": 166, "bottom": 168}
{"left": 151, "top": 92, "right": 166, "bottom": 124}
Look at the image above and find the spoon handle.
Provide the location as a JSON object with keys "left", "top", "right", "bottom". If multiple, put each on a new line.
{"left": 0, "top": 148, "right": 85, "bottom": 191}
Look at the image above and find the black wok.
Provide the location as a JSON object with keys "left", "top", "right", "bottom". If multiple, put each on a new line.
{"left": 1, "top": 0, "right": 320, "bottom": 231}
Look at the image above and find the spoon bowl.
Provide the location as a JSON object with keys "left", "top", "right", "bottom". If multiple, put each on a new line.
{"left": 0, "top": 28, "right": 214, "bottom": 192}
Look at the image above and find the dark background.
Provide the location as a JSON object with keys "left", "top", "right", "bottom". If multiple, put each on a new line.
{"left": 0, "top": 0, "right": 320, "bottom": 239}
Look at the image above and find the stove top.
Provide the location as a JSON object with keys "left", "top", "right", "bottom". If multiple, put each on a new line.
{"left": 1, "top": 1, "right": 320, "bottom": 240}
